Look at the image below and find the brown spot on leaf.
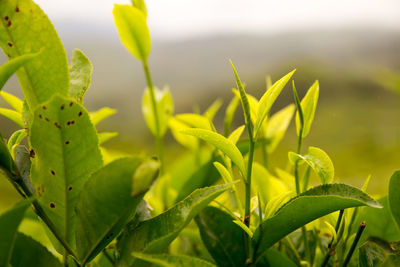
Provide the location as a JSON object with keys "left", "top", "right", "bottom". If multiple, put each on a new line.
{"left": 29, "top": 149, "right": 35, "bottom": 158}
{"left": 4, "top": 16, "right": 9, "bottom": 21}
{"left": 45, "top": 117, "right": 50, "bottom": 122}
{"left": 65, "top": 141, "right": 70, "bottom": 145}
{"left": 50, "top": 170, "right": 55, "bottom": 176}
{"left": 50, "top": 203, "right": 55, "bottom": 208}
{"left": 78, "top": 111, "right": 82, "bottom": 117}
{"left": 7, "top": 42, "right": 12, "bottom": 47}
{"left": 68, "top": 186, "right": 72, "bottom": 191}
{"left": 60, "top": 104, "right": 65, "bottom": 110}
{"left": 42, "top": 105, "right": 47, "bottom": 110}
{"left": 7, "top": 21, "right": 11, "bottom": 27}
{"left": 54, "top": 122, "right": 61, "bottom": 129}
{"left": 39, "top": 114, "right": 43, "bottom": 119}
{"left": 16, "top": 6, "right": 20, "bottom": 12}
{"left": 69, "top": 102, "right": 73, "bottom": 107}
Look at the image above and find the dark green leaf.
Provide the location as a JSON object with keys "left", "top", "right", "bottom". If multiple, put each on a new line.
{"left": 0, "top": 199, "right": 31, "bottom": 266}
{"left": 69, "top": 49, "right": 93, "bottom": 102}
{"left": 76, "top": 157, "right": 159, "bottom": 264}
{"left": 389, "top": 171, "right": 400, "bottom": 230}
{"left": 132, "top": 253, "right": 216, "bottom": 267}
{"left": 359, "top": 237, "right": 400, "bottom": 267}
{"left": 0, "top": 0, "right": 69, "bottom": 110}
{"left": 252, "top": 184, "right": 381, "bottom": 262}
{"left": 195, "top": 206, "right": 246, "bottom": 267}
{"left": 256, "top": 249, "right": 298, "bottom": 267}
{"left": 10, "top": 233, "right": 62, "bottom": 267}
{"left": 0, "top": 132, "right": 13, "bottom": 173}
{"left": 117, "top": 184, "right": 231, "bottom": 266}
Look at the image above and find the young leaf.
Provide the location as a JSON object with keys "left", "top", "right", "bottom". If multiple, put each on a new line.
{"left": 76, "top": 157, "right": 159, "bottom": 264}
{"left": 131, "top": 0, "right": 148, "bottom": 17}
{"left": 7, "top": 129, "right": 27, "bottom": 155}
{"left": 116, "top": 184, "right": 231, "bottom": 267}
{"left": 264, "top": 104, "right": 295, "bottom": 153}
{"left": 0, "top": 0, "right": 69, "bottom": 110}
{"left": 223, "top": 95, "right": 239, "bottom": 136}
{"left": 0, "top": 52, "right": 39, "bottom": 91}
{"left": 132, "top": 253, "right": 216, "bottom": 267}
{"left": 143, "top": 87, "right": 173, "bottom": 137}
{"left": 89, "top": 107, "right": 117, "bottom": 126}
{"left": 230, "top": 61, "right": 252, "bottom": 133}
{"left": 0, "top": 132, "right": 14, "bottom": 172}
{"left": 228, "top": 125, "right": 245, "bottom": 145}
{"left": 176, "top": 113, "right": 211, "bottom": 130}
{"left": 295, "top": 81, "right": 319, "bottom": 137}
{"left": 0, "top": 199, "right": 31, "bottom": 267}
{"left": 30, "top": 95, "right": 103, "bottom": 251}
{"left": 388, "top": 171, "right": 400, "bottom": 230}
{"left": 254, "top": 70, "right": 295, "bottom": 139}
{"left": 181, "top": 128, "right": 246, "bottom": 179}
{"left": 69, "top": 49, "right": 93, "bottom": 102}
{"left": 10, "top": 233, "right": 62, "bottom": 267}
{"left": 1, "top": 91, "right": 23, "bottom": 113}
{"left": 0, "top": 107, "right": 24, "bottom": 127}
{"left": 195, "top": 206, "right": 247, "bottom": 267}
{"left": 289, "top": 146, "right": 334, "bottom": 184}
{"left": 98, "top": 132, "right": 118, "bottom": 145}
{"left": 113, "top": 4, "right": 151, "bottom": 61}
{"left": 168, "top": 118, "right": 198, "bottom": 150}
{"left": 204, "top": 98, "right": 223, "bottom": 121}
{"left": 252, "top": 184, "right": 381, "bottom": 262}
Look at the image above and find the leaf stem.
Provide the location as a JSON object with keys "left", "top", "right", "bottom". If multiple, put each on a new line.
{"left": 321, "top": 209, "right": 344, "bottom": 267}
{"left": 142, "top": 61, "right": 164, "bottom": 174}
{"left": 342, "top": 221, "right": 366, "bottom": 267}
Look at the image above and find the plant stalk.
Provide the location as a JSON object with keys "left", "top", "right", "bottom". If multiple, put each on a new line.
{"left": 321, "top": 209, "right": 344, "bottom": 267}
{"left": 142, "top": 61, "right": 164, "bottom": 174}
{"left": 342, "top": 221, "right": 366, "bottom": 267}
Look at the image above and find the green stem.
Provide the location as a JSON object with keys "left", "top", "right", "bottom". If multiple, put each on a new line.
{"left": 142, "top": 61, "right": 164, "bottom": 174}
{"left": 244, "top": 138, "right": 255, "bottom": 262}
{"left": 342, "top": 222, "right": 366, "bottom": 267}
{"left": 321, "top": 209, "right": 344, "bottom": 267}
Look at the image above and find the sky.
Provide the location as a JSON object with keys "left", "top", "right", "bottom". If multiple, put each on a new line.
{"left": 34, "top": 0, "right": 400, "bottom": 40}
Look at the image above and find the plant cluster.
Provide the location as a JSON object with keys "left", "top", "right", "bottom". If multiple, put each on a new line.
{"left": 0, "top": 0, "right": 399, "bottom": 266}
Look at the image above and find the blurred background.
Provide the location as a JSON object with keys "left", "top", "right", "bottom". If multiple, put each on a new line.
{"left": 1, "top": 0, "right": 400, "bottom": 206}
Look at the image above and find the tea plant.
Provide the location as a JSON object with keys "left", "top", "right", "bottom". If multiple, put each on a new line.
{"left": 0, "top": 0, "right": 399, "bottom": 266}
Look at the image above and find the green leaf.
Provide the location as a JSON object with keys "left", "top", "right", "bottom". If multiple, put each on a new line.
{"left": 254, "top": 70, "right": 295, "bottom": 139}
{"left": 30, "top": 95, "right": 103, "bottom": 251}
{"left": 252, "top": 183, "right": 381, "bottom": 262}
{"left": 256, "top": 249, "right": 298, "bottom": 267}
{"left": 0, "top": 52, "right": 39, "bottom": 90}
{"left": 0, "top": 199, "right": 31, "bottom": 266}
{"left": 223, "top": 95, "right": 239, "bottom": 136}
{"left": 76, "top": 157, "right": 159, "bottom": 264}
{"left": 69, "top": 49, "right": 93, "bottom": 102}
{"left": 230, "top": 61, "right": 252, "bottom": 133}
{"left": 295, "top": 81, "right": 319, "bottom": 137}
{"left": 132, "top": 253, "right": 216, "bottom": 267}
{"left": 0, "top": 0, "right": 69, "bottom": 110}
{"left": 0, "top": 132, "right": 14, "bottom": 172}
{"left": 113, "top": 4, "right": 151, "bottom": 61}
{"left": 10, "top": 233, "right": 62, "bottom": 267}
{"left": 195, "top": 206, "right": 246, "bottom": 267}
{"left": 264, "top": 104, "right": 295, "bottom": 153}
{"left": 176, "top": 113, "right": 211, "bottom": 130}
{"left": 98, "top": 132, "right": 118, "bottom": 145}
{"left": 117, "top": 184, "right": 231, "bottom": 267}
{"left": 143, "top": 87, "right": 173, "bottom": 137}
{"left": 0, "top": 107, "right": 24, "bottom": 127}
{"left": 89, "top": 107, "right": 116, "bottom": 126}
{"left": 228, "top": 125, "right": 245, "bottom": 145}
{"left": 0, "top": 91, "right": 23, "bottom": 113}
{"left": 204, "top": 98, "right": 223, "bottom": 121}
{"left": 289, "top": 146, "right": 334, "bottom": 184}
{"left": 389, "top": 171, "right": 400, "bottom": 230}
{"left": 168, "top": 117, "right": 199, "bottom": 150}
{"left": 181, "top": 128, "right": 246, "bottom": 179}
{"left": 131, "top": 0, "right": 147, "bottom": 17}
{"left": 359, "top": 238, "right": 400, "bottom": 267}
{"left": 7, "top": 129, "right": 27, "bottom": 156}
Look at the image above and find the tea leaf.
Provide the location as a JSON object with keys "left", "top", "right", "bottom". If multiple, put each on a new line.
{"left": 132, "top": 253, "right": 216, "bottom": 267}
{"left": 252, "top": 184, "right": 381, "bottom": 261}
{"left": 254, "top": 70, "right": 295, "bottom": 139}
{"left": 388, "top": 171, "right": 400, "bottom": 230}
{"left": 223, "top": 95, "right": 239, "bottom": 136}
{"left": 69, "top": 49, "right": 93, "bottom": 102}
{"left": 0, "top": 107, "right": 24, "bottom": 127}
{"left": 0, "top": 199, "right": 31, "bottom": 266}
{"left": 30, "top": 95, "right": 103, "bottom": 252}
{"left": 0, "top": 52, "right": 39, "bottom": 91}
{"left": 296, "top": 81, "right": 319, "bottom": 137}
{"left": 256, "top": 249, "right": 298, "bottom": 267}
{"left": 176, "top": 113, "right": 211, "bottom": 130}
{"left": 76, "top": 157, "right": 159, "bottom": 264}
{"left": 98, "top": 132, "right": 118, "bottom": 145}
{"left": 10, "top": 233, "right": 62, "bottom": 267}
{"left": 168, "top": 118, "right": 198, "bottom": 150}
{"left": 289, "top": 146, "right": 334, "bottom": 184}
{"left": 143, "top": 87, "right": 173, "bottom": 137}
{"left": 228, "top": 125, "right": 245, "bottom": 145}
{"left": 90, "top": 107, "right": 117, "bottom": 126}
{"left": 0, "top": 0, "right": 69, "bottom": 110}
{"left": 359, "top": 238, "right": 400, "bottom": 267}
{"left": 117, "top": 184, "right": 231, "bottom": 266}
{"left": 204, "top": 98, "right": 223, "bottom": 121}
{"left": 131, "top": 0, "right": 147, "bottom": 18}
{"left": 113, "top": 4, "right": 151, "bottom": 61}
{"left": 0, "top": 132, "right": 14, "bottom": 172}
{"left": 264, "top": 104, "right": 295, "bottom": 153}
{"left": 195, "top": 206, "right": 247, "bottom": 267}
{"left": 1, "top": 91, "right": 23, "bottom": 113}
{"left": 181, "top": 128, "right": 246, "bottom": 179}
{"left": 7, "top": 129, "right": 27, "bottom": 153}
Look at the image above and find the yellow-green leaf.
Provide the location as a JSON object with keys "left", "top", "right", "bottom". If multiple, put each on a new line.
{"left": 0, "top": 91, "right": 23, "bottom": 113}
{"left": 296, "top": 81, "right": 319, "bottom": 137}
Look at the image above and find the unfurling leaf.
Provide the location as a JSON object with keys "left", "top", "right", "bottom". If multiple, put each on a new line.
{"left": 69, "top": 49, "right": 93, "bottom": 102}
{"left": 295, "top": 81, "right": 319, "bottom": 137}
